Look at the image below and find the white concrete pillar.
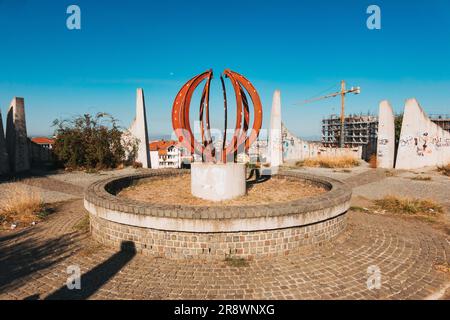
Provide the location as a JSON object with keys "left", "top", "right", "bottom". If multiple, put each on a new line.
{"left": 396, "top": 98, "right": 450, "bottom": 170}
{"left": 6, "top": 97, "right": 30, "bottom": 173}
{"left": 130, "top": 88, "right": 150, "bottom": 168}
{"left": 0, "top": 110, "right": 10, "bottom": 175}
{"left": 269, "top": 90, "right": 282, "bottom": 167}
{"left": 376, "top": 100, "right": 395, "bottom": 169}
{"left": 191, "top": 163, "right": 246, "bottom": 201}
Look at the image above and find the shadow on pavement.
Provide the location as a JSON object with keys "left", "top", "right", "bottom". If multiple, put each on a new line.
{"left": 45, "top": 241, "right": 136, "bottom": 300}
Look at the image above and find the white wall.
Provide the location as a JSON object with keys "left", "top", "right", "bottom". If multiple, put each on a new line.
{"left": 150, "top": 150, "right": 159, "bottom": 169}
{"left": 396, "top": 98, "right": 450, "bottom": 169}
{"left": 268, "top": 90, "right": 282, "bottom": 167}
{"left": 376, "top": 100, "right": 396, "bottom": 169}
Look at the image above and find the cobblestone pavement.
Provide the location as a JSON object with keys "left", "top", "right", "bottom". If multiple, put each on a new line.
{"left": 1, "top": 169, "right": 449, "bottom": 300}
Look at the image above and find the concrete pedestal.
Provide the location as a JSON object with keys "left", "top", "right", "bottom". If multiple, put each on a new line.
{"left": 191, "top": 163, "right": 246, "bottom": 201}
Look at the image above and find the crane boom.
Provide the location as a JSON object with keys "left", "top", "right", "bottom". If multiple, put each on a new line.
{"left": 294, "top": 81, "right": 361, "bottom": 147}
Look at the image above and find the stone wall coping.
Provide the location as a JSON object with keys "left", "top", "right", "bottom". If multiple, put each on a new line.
{"left": 84, "top": 169, "right": 352, "bottom": 221}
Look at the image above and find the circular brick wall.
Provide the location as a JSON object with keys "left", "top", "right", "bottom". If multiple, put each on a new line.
{"left": 84, "top": 169, "right": 351, "bottom": 259}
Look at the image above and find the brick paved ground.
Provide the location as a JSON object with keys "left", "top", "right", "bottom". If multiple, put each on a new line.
{"left": 0, "top": 168, "right": 449, "bottom": 300}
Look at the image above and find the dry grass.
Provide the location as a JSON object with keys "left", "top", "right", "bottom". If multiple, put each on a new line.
{"left": 0, "top": 184, "right": 46, "bottom": 226}
{"left": 373, "top": 196, "right": 443, "bottom": 216}
{"left": 410, "top": 176, "right": 432, "bottom": 181}
{"left": 437, "top": 164, "right": 450, "bottom": 177}
{"left": 296, "top": 155, "right": 360, "bottom": 169}
{"left": 118, "top": 174, "right": 326, "bottom": 206}
{"left": 73, "top": 213, "right": 90, "bottom": 233}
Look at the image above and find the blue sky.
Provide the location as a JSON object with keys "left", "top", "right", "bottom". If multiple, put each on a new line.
{"left": 0, "top": 0, "right": 449, "bottom": 138}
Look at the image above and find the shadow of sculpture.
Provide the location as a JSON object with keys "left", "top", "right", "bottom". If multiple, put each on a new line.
{"left": 45, "top": 241, "right": 136, "bottom": 300}
{"left": 246, "top": 168, "right": 271, "bottom": 190}
{"left": 0, "top": 231, "right": 80, "bottom": 293}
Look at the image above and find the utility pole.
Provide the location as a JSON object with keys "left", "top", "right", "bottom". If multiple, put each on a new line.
{"left": 295, "top": 81, "right": 361, "bottom": 148}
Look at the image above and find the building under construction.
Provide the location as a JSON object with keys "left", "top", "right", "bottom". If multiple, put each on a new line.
{"left": 322, "top": 114, "right": 378, "bottom": 159}
{"left": 429, "top": 114, "right": 450, "bottom": 133}
{"left": 322, "top": 113, "right": 450, "bottom": 160}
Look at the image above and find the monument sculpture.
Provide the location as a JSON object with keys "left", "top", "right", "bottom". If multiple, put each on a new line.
{"left": 85, "top": 70, "right": 351, "bottom": 259}
{"left": 172, "top": 69, "right": 263, "bottom": 201}
{"left": 269, "top": 90, "right": 282, "bottom": 168}
{"left": 0, "top": 110, "right": 10, "bottom": 175}
{"left": 396, "top": 98, "right": 450, "bottom": 169}
{"left": 376, "top": 100, "right": 395, "bottom": 169}
{"left": 6, "top": 97, "right": 30, "bottom": 173}
{"left": 128, "top": 88, "right": 150, "bottom": 168}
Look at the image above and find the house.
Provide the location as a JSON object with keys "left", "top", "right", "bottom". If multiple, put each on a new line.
{"left": 30, "top": 137, "right": 55, "bottom": 163}
{"left": 31, "top": 137, "right": 54, "bottom": 149}
{"left": 149, "top": 140, "right": 183, "bottom": 169}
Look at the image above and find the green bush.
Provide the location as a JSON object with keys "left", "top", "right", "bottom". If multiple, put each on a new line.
{"left": 52, "top": 113, "right": 138, "bottom": 170}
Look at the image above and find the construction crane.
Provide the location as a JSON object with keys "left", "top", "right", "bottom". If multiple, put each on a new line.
{"left": 295, "top": 80, "right": 361, "bottom": 147}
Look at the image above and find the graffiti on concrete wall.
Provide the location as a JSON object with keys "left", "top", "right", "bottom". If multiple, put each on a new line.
{"left": 399, "top": 132, "right": 450, "bottom": 157}
{"left": 395, "top": 99, "right": 450, "bottom": 170}
{"left": 377, "top": 138, "right": 389, "bottom": 158}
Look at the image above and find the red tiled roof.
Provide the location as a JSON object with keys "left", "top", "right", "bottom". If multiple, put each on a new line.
{"left": 31, "top": 137, "right": 55, "bottom": 145}
{"left": 149, "top": 140, "right": 178, "bottom": 156}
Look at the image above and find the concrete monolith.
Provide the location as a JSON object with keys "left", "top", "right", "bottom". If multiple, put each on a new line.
{"left": 396, "top": 98, "right": 450, "bottom": 169}
{"left": 376, "top": 100, "right": 396, "bottom": 169}
{"left": 268, "top": 90, "right": 282, "bottom": 168}
{"left": 0, "top": 110, "right": 10, "bottom": 175}
{"left": 6, "top": 97, "right": 30, "bottom": 173}
{"left": 129, "top": 89, "right": 150, "bottom": 168}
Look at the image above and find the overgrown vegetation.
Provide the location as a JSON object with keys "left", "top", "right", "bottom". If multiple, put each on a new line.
{"left": 52, "top": 113, "right": 138, "bottom": 170}
{"left": 296, "top": 156, "right": 360, "bottom": 168}
{"left": 437, "top": 164, "right": 450, "bottom": 177}
{"left": 0, "top": 184, "right": 48, "bottom": 227}
{"left": 394, "top": 114, "right": 403, "bottom": 146}
{"left": 373, "top": 196, "right": 443, "bottom": 216}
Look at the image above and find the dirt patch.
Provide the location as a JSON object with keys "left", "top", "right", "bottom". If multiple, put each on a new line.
{"left": 118, "top": 175, "right": 326, "bottom": 206}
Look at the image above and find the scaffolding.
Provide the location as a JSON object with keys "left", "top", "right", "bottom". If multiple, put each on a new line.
{"left": 322, "top": 114, "right": 378, "bottom": 146}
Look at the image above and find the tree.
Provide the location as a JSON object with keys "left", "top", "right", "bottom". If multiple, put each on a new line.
{"left": 394, "top": 114, "right": 403, "bottom": 145}
{"left": 52, "top": 113, "right": 138, "bottom": 170}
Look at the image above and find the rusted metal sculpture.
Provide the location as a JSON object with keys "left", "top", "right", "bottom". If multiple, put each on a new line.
{"left": 172, "top": 69, "right": 263, "bottom": 163}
